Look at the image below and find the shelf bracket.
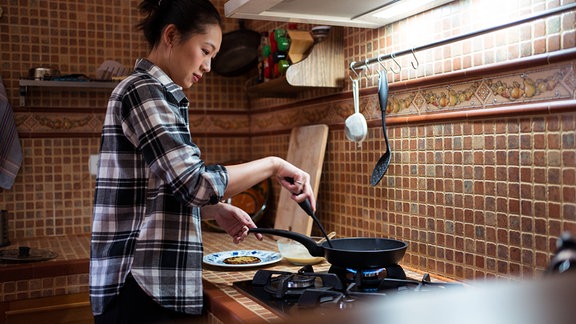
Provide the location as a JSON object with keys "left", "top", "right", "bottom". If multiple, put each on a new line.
{"left": 19, "top": 84, "right": 28, "bottom": 106}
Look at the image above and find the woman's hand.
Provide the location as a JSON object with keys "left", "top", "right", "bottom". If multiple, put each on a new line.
{"left": 224, "top": 156, "right": 316, "bottom": 212}
{"left": 275, "top": 162, "right": 316, "bottom": 212}
{"left": 201, "top": 203, "right": 263, "bottom": 243}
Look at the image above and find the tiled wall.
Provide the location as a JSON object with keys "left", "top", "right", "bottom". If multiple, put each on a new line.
{"left": 252, "top": 89, "right": 576, "bottom": 281}
{"left": 324, "top": 113, "right": 576, "bottom": 280}
{"left": 250, "top": 0, "right": 576, "bottom": 282}
{"left": 0, "top": 0, "right": 248, "bottom": 111}
{"left": 0, "top": 0, "right": 575, "bottom": 283}
{"left": 0, "top": 0, "right": 253, "bottom": 237}
{"left": 3, "top": 138, "right": 98, "bottom": 238}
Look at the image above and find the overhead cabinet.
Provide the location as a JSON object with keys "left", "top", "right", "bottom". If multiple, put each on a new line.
{"left": 225, "top": 0, "right": 455, "bottom": 28}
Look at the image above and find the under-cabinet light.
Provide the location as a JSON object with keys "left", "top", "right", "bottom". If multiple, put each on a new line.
{"left": 355, "top": 0, "right": 454, "bottom": 26}
{"left": 372, "top": 0, "right": 437, "bottom": 20}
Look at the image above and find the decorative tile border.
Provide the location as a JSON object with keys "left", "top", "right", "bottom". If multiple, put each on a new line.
{"left": 13, "top": 111, "right": 250, "bottom": 136}
{"left": 250, "top": 62, "right": 575, "bottom": 133}
{"left": 406, "top": 65, "right": 573, "bottom": 114}
{"left": 17, "top": 113, "right": 99, "bottom": 133}
{"left": 12, "top": 59, "right": 575, "bottom": 137}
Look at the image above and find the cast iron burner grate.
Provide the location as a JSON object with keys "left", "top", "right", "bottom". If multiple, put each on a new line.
{"left": 253, "top": 267, "right": 344, "bottom": 299}
{"left": 233, "top": 265, "right": 462, "bottom": 317}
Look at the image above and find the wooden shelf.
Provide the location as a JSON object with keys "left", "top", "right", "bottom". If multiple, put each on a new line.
{"left": 246, "top": 27, "right": 344, "bottom": 98}
{"left": 19, "top": 79, "right": 119, "bottom": 89}
{"left": 18, "top": 79, "right": 119, "bottom": 106}
{"left": 245, "top": 77, "right": 310, "bottom": 97}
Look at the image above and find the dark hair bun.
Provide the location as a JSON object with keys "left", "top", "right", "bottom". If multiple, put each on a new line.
{"left": 137, "top": 0, "right": 222, "bottom": 48}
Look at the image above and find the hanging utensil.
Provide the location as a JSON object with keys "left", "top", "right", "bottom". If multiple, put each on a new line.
{"left": 370, "top": 69, "right": 392, "bottom": 186}
{"left": 344, "top": 78, "right": 368, "bottom": 144}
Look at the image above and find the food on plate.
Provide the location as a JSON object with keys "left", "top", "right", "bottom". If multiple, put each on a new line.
{"left": 223, "top": 255, "right": 261, "bottom": 264}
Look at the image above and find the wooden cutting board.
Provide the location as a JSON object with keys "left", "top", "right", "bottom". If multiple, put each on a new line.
{"left": 273, "top": 124, "right": 329, "bottom": 235}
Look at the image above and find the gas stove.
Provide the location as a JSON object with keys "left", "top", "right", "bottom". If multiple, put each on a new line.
{"left": 233, "top": 264, "right": 462, "bottom": 318}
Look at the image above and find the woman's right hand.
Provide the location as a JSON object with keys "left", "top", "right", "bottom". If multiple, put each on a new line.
{"left": 224, "top": 156, "right": 316, "bottom": 212}
{"left": 274, "top": 161, "right": 316, "bottom": 212}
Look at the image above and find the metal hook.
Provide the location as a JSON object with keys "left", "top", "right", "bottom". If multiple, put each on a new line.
{"left": 376, "top": 54, "right": 388, "bottom": 73}
{"left": 364, "top": 58, "right": 379, "bottom": 85}
{"left": 410, "top": 48, "right": 420, "bottom": 70}
{"left": 365, "top": 58, "right": 379, "bottom": 80}
{"left": 349, "top": 61, "right": 360, "bottom": 81}
{"left": 363, "top": 59, "right": 372, "bottom": 77}
{"left": 390, "top": 53, "right": 401, "bottom": 74}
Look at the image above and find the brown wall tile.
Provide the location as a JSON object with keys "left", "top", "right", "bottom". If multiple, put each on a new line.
{"left": 0, "top": 0, "right": 575, "bottom": 284}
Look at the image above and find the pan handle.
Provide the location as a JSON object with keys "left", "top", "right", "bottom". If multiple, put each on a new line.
{"left": 248, "top": 228, "right": 325, "bottom": 257}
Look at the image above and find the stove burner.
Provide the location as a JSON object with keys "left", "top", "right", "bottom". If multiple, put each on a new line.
{"left": 286, "top": 274, "right": 316, "bottom": 289}
{"left": 328, "top": 264, "right": 407, "bottom": 291}
{"left": 253, "top": 268, "right": 344, "bottom": 299}
{"left": 351, "top": 267, "right": 387, "bottom": 278}
{"left": 264, "top": 273, "right": 317, "bottom": 297}
{"left": 233, "top": 265, "right": 464, "bottom": 317}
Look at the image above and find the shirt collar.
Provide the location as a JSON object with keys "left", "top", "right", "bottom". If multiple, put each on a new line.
{"left": 133, "top": 58, "right": 188, "bottom": 104}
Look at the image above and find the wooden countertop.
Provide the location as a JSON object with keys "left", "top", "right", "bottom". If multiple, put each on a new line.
{"left": 3, "top": 233, "right": 576, "bottom": 324}
{"left": 201, "top": 231, "right": 331, "bottom": 323}
{"left": 0, "top": 231, "right": 312, "bottom": 322}
{"left": 0, "top": 231, "right": 447, "bottom": 323}
{"left": 0, "top": 234, "right": 90, "bottom": 284}
{"left": 204, "top": 231, "right": 576, "bottom": 324}
{"left": 201, "top": 231, "right": 446, "bottom": 324}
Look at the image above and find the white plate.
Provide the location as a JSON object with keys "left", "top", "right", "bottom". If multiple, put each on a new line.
{"left": 203, "top": 250, "right": 282, "bottom": 268}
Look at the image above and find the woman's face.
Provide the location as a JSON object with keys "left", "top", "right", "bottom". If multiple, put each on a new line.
{"left": 166, "top": 24, "right": 222, "bottom": 89}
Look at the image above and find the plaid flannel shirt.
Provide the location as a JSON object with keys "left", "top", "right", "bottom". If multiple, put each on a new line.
{"left": 90, "top": 58, "right": 227, "bottom": 315}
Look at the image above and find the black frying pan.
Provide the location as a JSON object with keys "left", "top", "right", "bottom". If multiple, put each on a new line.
{"left": 249, "top": 227, "right": 407, "bottom": 269}
{"left": 262, "top": 188, "right": 407, "bottom": 269}
{"left": 212, "top": 21, "right": 260, "bottom": 77}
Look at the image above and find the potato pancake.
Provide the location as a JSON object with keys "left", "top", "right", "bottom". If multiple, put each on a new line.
{"left": 223, "top": 255, "right": 261, "bottom": 264}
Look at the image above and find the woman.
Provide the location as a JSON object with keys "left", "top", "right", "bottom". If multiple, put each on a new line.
{"left": 90, "top": 0, "right": 316, "bottom": 322}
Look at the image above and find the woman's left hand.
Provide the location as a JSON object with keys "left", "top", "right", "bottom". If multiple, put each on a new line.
{"left": 202, "top": 203, "right": 263, "bottom": 243}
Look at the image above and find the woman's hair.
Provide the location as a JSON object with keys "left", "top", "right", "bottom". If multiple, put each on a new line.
{"left": 137, "top": 0, "right": 222, "bottom": 48}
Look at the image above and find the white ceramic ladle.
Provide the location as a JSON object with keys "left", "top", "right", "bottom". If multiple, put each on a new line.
{"left": 345, "top": 78, "right": 368, "bottom": 144}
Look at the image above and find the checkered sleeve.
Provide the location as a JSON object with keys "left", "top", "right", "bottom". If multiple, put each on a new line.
{"left": 120, "top": 77, "right": 227, "bottom": 206}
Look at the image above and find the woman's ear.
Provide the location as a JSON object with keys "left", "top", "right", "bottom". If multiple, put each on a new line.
{"left": 161, "top": 24, "right": 178, "bottom": 47}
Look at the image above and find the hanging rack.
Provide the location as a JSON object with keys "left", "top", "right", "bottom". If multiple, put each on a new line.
{"left": 350, "top": 2, "right": 576, "bottom": 73}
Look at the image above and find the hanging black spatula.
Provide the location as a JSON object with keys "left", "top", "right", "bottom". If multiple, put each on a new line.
{"left": 370, "top": 69, "right": 391, "bottom": 186}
